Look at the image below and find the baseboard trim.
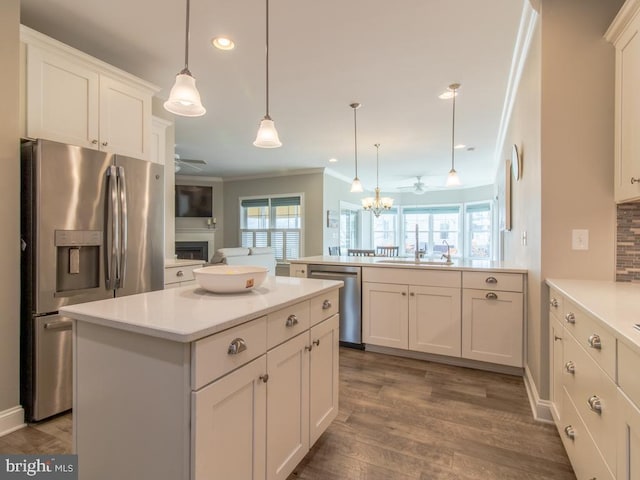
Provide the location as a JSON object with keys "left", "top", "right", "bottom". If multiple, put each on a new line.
{"left": 0, "top": 406, "right": 25, "bottom": 437}
{"left": 523, "top": 365, "right": 553, "bottom": 424}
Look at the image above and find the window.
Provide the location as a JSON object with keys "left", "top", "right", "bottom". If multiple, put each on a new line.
{"left": 240, "top": 195, "right": 302, "bottom": 261}
{"left": 372, "top": 209, "right": 398, "bottom": 248}
{"left": 339, "top": 203, "right": 360, "bottom": 250}
{"left": 402, "top": 206, "right": 461, "bottom": 257}
{"left": 465, "top": 202, "right": 492, "bottom": 259}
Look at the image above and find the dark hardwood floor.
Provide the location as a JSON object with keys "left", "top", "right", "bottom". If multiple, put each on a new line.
{"left": 0, "top": 348, "right": 575, "bottom": 479}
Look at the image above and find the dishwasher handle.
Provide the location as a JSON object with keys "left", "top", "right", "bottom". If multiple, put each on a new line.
{"left": 308, "top": 270, "right": 359, "bottom": 278}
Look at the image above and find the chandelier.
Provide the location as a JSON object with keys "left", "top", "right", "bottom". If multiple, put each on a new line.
{"left": 362, "top": 143, "right": 394, "bottom": 217}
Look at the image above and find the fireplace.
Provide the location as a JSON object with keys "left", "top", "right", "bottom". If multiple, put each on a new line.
{"left": 175, "top": 241, "right": 209, "bottom": 261}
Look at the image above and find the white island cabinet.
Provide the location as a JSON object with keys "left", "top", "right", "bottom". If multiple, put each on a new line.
{"left": 61, "top": 276, "right": 341, "bottom": 480}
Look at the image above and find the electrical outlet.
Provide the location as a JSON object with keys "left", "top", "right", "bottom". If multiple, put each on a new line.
{"left": 572, "top": 229, "right": 589, "bottom": 250}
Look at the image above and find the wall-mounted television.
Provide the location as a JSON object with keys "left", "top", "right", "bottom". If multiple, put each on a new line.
{"left": 175, "top": 185, "right": 213, "bottom": 218}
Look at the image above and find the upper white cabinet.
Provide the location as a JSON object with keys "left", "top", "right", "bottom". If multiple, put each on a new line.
{"left": 21, "top": 26, "right": 159, "bottom": 160}
{"left": 151, "top": 116, "right": 172, "bottom": 165}
{"left": 606, "top": 1, "right": 640, "bottom": 203}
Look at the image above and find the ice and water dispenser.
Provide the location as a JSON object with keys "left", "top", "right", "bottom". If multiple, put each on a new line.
{"left": 55, "top": 230, "right": 102, "bottom": 293}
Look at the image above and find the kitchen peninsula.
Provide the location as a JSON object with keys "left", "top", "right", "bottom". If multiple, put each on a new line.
{"left": 292, "top": 255, "right": 527, "bottom": 372}
{"left": 60, "top": 276, "right": 342, "bottom": 480}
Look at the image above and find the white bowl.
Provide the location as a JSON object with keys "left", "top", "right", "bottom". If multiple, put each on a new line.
{"left": 194, "top": 265, "right": 269, "bottom": 293}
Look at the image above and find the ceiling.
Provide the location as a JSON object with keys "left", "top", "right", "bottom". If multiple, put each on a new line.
{"left": 19, "top": 0, "right": 525, "bottom": 192}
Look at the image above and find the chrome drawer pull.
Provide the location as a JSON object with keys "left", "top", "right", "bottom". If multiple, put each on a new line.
{"left": 485, "top": 292, "right": 498, "bottom": 300}
{"left": 286, "top": 314, "right": 299, "bottom": 327}
{"left": 259, "top": 374, "right": 269, "bottom": 383}
{"left": 564, "top": 425, "right": 576, "bottom": 440}
{"left": 485, "top": 276, "right": 498, "bottom": 284}
{"left": 564, "top": 361, "right": 575, "bottom": 374}
{"left": 631, "top": 177, "right": 640, "bottom": 184}
{"left": 564, "top": 312, "right": 575, "bottom": 324}
{"left": 588, "top": 334, "right": 602, "bottom": 350}
{"left": 322, "top": 299, "right": 332, "bottom": 310}
{"left": 305, "top": 345, "right": 313, "bottom": 352}
{"left": 313, "top": 339, "right": 320, "bottom": 347}
{"left": 550, "top": 298, "right": 559, "bottom": 308}
{"left": 554, "top": 335, "right": 562, "bottom": 341}
{"left": 587, "top": 395, "right": 602, "bottom": 414}
{"left": 227, "top": 338, "right": 247, "bottom": 355}
{"left": 176, "top": 270, "right": 184, "bottom": 277}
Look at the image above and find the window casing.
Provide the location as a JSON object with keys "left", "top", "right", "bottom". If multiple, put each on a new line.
{"left": 240, "top": 196, "right": 302, "bottom": 261}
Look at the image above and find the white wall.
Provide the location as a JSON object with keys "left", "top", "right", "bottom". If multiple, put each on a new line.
{"left": 0, "top": 0, "right": 21, "bottom": 422}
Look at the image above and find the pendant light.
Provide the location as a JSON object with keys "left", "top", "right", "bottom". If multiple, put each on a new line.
{"left": 254, "top": 0, "right": 282, "bottom": 148}
{"left": 164, "top": 0, "right": 206, "bottom": 117}
{"left": 350, "top": 102, "right": 363, "bottom": 193}
{"left": 445, "top": 83, "right": 462, "bottom": 187}
{"left": 362, "top": 144, "right": 394, "bottom": 217}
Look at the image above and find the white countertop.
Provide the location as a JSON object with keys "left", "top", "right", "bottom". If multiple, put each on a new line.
{"left": 291, "top": 255, "right": 527, "bottom": 273}
{"left": 60, "top": 276, "right": 342, "bottom": 343}
{"left": 546, "top": 278, "right": 640, "bottom": 354}
{"left": 164, "top": 258, "right": 206, "bottom": 268}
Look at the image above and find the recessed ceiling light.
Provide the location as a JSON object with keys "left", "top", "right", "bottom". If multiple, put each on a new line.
{"left": 211, "top": 36, "right": 235, "bottom": 50}
{"left": 329, "top": 158, "right": 338, "bottom": 163}
{"left": 454, "top": 144, "right": 466, "bottom": 149}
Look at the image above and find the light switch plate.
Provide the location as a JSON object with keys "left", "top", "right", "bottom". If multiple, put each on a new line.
{"left": 572, "top": 229, "right": 589, "bottom": 250}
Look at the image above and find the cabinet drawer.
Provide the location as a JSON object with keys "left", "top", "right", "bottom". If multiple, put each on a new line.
{"left": 548, "top": 288, "right": 564, "bottom": 320}
{"left": 619, "top": 341, "right": 640, "bottom": 409}
{"left": 192, "top": 317, "right": 267, "bottom": 390}
{"left": 309, "top": 289, "right": 339, "bottom": 327}
{"left": 462, "top": 271, "right": 523, "bottom": 292}
{"left": 165, "top": 264, "right": 201, "bottom": 285}
{"left": 267, "top": 300, "right": 310, "bottom": 349}
{"left": 562, "top": 298, "right": 615, "bottom": 380}
{"left": 363, "top": 267, "right": 461, "bottom": 288}
{"left": 563, "top": 334, "right": 617, "bottom": 471}
{"left": 559, "top": 389, "right": 615, "bottom": 480}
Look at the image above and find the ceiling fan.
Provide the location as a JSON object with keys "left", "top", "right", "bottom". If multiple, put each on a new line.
{"left": 397, "top": 176, "right": 428, "bottom": 195}
{"left": 174, "top": 154, "right": 206, "bottom": 173}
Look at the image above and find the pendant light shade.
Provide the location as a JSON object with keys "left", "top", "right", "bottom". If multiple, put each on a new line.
{"left": 350, "top": 102, "right": 363, "bottom": 193}
{"left": 254, "top": 0, "right": 282, "bottom": 148}
{"left": 164, "top": 0, "right": 206, "bottom": 117}
{"left": 362, "top": 143, "right": 394, "bottom": 217}
{"left": 445, "top": 83, "right": 461, "bottom": 187}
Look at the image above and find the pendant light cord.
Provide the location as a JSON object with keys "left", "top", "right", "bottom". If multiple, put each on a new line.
{"left": 183, "top": 0, "right": 191, "bottom": 73}
{"left": 265, "top": 0, "right": 271, "bottom": 119}
{"left": 451, "top": 86, "right": 456, "bottom": 171}
{"left": 353, "top": 106, "right": 358, "bottom": 177}
{"left": 375, "top": 143, "right": 380, "bottom": 188}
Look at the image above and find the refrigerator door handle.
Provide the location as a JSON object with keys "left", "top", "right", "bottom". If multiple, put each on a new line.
{"left": 105, "top": 166, "right": 119, "bottom": 289}
{"left": 117, "top": 166, "right": 128, "bottom": 289}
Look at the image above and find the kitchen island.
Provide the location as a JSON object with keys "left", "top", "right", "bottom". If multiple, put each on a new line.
{"left": 60, "top": 276, "right": 342, "bottom": 480}
{"left": 292, "top": 255, "right": 528, "bottom": 372}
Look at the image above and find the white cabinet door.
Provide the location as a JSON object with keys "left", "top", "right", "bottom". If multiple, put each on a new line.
{"left": 550, "top": 317, "right": 564, "bottom": 423}
{"left": 362, "top": 282, "right": 408, "bottom": 349}
{"left": 192, "top": 355, "right": 267, "bottom": 480}
{"left": 266, "top": 333, "right": 310, "bottom": 480}
{"left": 409, "top": 285, "right": 461, "bottom": 357}
{"left": 462, "top": 289, "right": 523, "bottom": 367}
{"left": 309, "top": 314, "right": 339, "bottom": 446}
{"left": 614, "top": 13, "right": 640, "bottom": 202}
{"left": 26, "top": 45, "right": 99, "bottom": 149}
{"left": 99, "top": 75, "right": 151, "bottom": 160}
{"left": 618, "top": 389, "right": 640, "bottom": 480}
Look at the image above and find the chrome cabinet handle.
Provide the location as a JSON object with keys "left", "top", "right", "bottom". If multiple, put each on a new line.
{"left": 410, "top": 292, "right": 415, "bottom": 296}
{"left": 485, "top": 292, "right": 498, "bottom": 300}
{"left": 401, "top": 292, "right": 407, "bottom": 296}
{"left": 565, "top": 361, "right": 575, "bottom": 374}
{"left": 312, "top": 339, "right": 320, "bottom": 347}
{"left": 227, "top": 338, "right": 247, "bottom": 355}
{"left": 588, "top": 334, "right": 602, "bottom": 350}
{"left": 564, "top": 425, "right": 576, "bottom": 440}
{"left": 176, "top": 270, "right": 184, "bottom": 277}
{"left": 631, "top": 177, "right": 640, "bottom": 184}
{"left": 322, "top": 299, "right": 332, "bottom": 310}
{"left": 588, "top": 395, "right": 602, "bottom": 414}
{"left": 485, "top": 276, "right": 498, "bottom": 284}
{"left": 102, "top": 141, "right": 108, "bottom": 147}
{"left": 305, "top": 345, "right": 313, "bottom": 352}
{"left": 550, "top": 298, "right": 559, "bottom": 308}
{"left": 91, "top": 139, "right": 98, "bottom": 145}
{"left": 554, "top": 335, "right": 562, "bottom": 341}
{"left": 259, "top": 374, "right": 269, "bottom": 383}
{"left": 565, "top": 312, "right": 575, "bottom": 324}
{"left": 286, "top": 314, "right": 299, "bottom": 327}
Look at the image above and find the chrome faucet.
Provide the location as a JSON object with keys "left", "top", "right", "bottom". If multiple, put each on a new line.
{"left": 441, "top": 240, "right": 453, "bottom": 264}
{"left": 415, "top": 224, "right": 421, "bottom": 261}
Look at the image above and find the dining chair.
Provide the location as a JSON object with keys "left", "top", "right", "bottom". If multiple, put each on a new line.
{"left": 376, "top": 246, "right": 399, "bottom": 257}
{"left": 328, "top": 246, "right": 341, "bottom": 256}
{"left": 347, "top": 249, "right": 376, "bottom": 257}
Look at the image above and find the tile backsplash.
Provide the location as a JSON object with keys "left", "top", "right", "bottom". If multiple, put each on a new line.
{"left": 616, "top": 203, "right": 640, "bottom": 282}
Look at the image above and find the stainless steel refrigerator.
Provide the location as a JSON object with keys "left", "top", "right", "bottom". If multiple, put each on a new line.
{"left": 20, "top": 139, "right": 164, "bottom": 421}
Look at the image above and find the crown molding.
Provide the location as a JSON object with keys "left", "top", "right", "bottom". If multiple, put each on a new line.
{"left": 223, "top": 168, "right": 325, "bottom": 182}
{"left": 605, "top": 0, "right": 640, "bottom": 44}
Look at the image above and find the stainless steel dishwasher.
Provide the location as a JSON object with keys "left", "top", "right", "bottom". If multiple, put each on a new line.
{"left": 307, "top": 264, "right": 362, "bottom": 348}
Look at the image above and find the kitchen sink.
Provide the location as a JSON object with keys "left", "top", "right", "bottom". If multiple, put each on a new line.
{"left": 376, "top": 259, "right": 453, "bottom": 266}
